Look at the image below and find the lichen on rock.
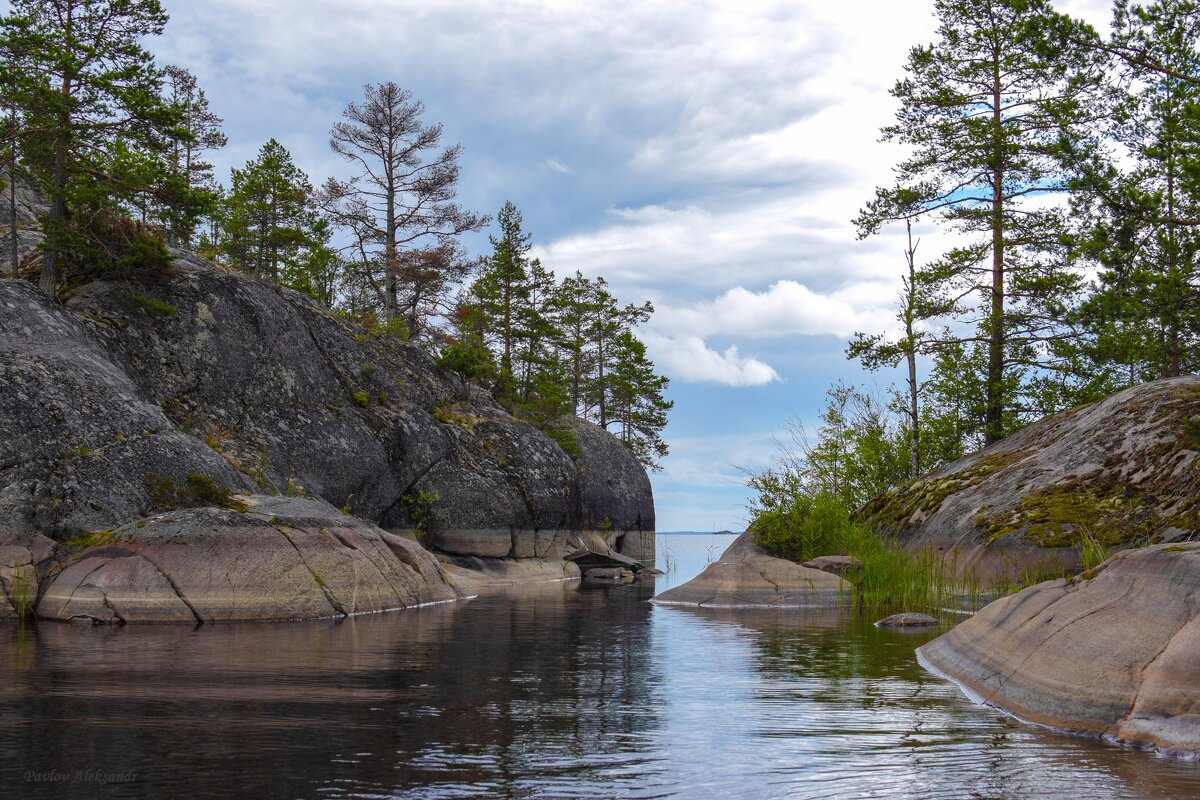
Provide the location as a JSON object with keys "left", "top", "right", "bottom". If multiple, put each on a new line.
{"left": 859, "top": 377, "right": 1200, "bottom": 579}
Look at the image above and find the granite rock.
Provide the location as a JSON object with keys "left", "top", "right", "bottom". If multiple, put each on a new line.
{"left": 651, "top": 531, "right": 848, "bottom": 608}
{"left": 919, "top": 542, "right": 1200, "bottom": 755}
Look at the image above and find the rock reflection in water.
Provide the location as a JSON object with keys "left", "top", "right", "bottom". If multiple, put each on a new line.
{"left": 2, "top": 538, "right": 1200, "bottom": 799}
{"left": 0, "top": 582, "right": 664, "bottom": 799}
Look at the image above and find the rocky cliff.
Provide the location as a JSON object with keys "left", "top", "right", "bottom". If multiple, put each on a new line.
{"left": 860, "top": 376, "right": 1200, "bottom": 579}
{"left": 0, "top": 252, "right": 655, "bottom": 622}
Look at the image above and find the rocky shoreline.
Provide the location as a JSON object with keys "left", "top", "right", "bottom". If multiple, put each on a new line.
{"left": 652, "top": 377, "right": 1200, "bottom": 757}
{"left": 0, "top": 255, "right": 656, "bottom": 623}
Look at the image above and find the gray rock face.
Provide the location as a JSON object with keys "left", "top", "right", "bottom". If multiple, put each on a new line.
{"left": 651, "top": 531, "right": 848, "bottom": 608}
{"left": 919, "top": 542, "right": 1200, "bottom": 756}
{"left": 1, "top": 278, "right": 251, "bottom": 540}
{"left": 570, "top": 418, "right": 655, "bottom": 553}
{"left": 36, "top": 495, "right": 457, "bottom": 623}
{"left": 0, "top": 252, "right": 655, "bottom": 621}
{"left": 860, "top": 376, "right": 1200, "bottom": 580}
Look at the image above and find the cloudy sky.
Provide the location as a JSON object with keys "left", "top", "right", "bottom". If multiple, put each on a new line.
{"left": 144, "top": 0, "right": 1113, "bottom": 531}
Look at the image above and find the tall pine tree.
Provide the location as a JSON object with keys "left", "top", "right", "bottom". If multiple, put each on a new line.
{"left": 221, "top": 139, "right": 326, "bottom": 289}
{"left": 0, "top": 0, "right": 180, "bottom": 291}
{"left": 857, "top": 0, "right": 1102, "bottom": 444}
{"left": 1068, "top": 0, "right": 1200, "bottom": 383}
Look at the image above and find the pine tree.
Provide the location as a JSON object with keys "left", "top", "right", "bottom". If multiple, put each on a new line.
{"left": 1068, "top": 0, "right": 1200, "bottom": 382}
{"left": 161, "top": 65, "right": 226, "bottom": 247}
{"left": 474, "top": 200, "right": 534, "bottom": 380}
{"left": 0, "top": 0, "right": 179, "bottom": 291}
{"left": 551, "top": 271, "right": 599, "bottom": 414}
{"left": 608, "top": 331, "right": 672, "bottom": 470}
{"left": 1, "top": 26, "right": 28, "bottom": 279}
{"left": 577, "top": 276, "right": 653, "bottom": 430}
{"left": 221, "top": 139, "right": 320, "bottom": 283}
{"left": 849, "top": 215, "right": 940, "bottom": 476}
{"left": 857, "top": 0, "right": 1102, "bottom": 444}
{"left": 320, "top": 82, "right": 486, "bottom": 330}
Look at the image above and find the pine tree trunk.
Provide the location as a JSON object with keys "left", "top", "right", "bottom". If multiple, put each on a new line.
{"left": 42, "top": 140, "right": 69, "bottom": 294}
{"left": 984, "top": 55, "right": 1006, "bottom": 446}
{"left": 905, "top": 219, "right": 920, "bottom": 476}
{"left": 597, "top": 331, "right": 607, "bottom": 428}
{"left": 8, "top": 163, "right": 16, "bottom": 280}
{"left": 1165, "top": 89, "right": 1181, "bottom": 379}
{"left": 7, "top": 105, "right": 16, "bottom": 279}
{"left": 385, "top": 180, "right": 397, "bottom": 322}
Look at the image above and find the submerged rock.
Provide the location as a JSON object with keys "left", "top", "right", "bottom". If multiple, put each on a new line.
{"left": 918, "top": 542, "right": 1200, "bottom": 756}
{"left": 874, "top": 612, "right": 938, "bottom": 629}
{"left": 859, "top": 376, "right": 1200, "bottom": 581}
{"left": 651, "top": 531, "right": 848, "bottom": 608}
{"left": 37, "top": 495, "right": 458, "bottom": 624}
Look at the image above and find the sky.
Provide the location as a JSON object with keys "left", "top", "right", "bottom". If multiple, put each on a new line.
{"left": 137, "top": 0, "right": 1111, "bottom": 531}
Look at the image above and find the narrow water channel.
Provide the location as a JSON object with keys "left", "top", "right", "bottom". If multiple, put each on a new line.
{"left": 2, "top": 534, "right": 1198, "bottom": 798}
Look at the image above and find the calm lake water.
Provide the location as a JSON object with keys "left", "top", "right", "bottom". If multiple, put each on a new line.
{"left": 2, "top": 532, "right": 1199, "bottom": 799}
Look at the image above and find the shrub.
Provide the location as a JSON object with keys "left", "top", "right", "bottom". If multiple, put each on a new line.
{"left": 752, "top": 491, "right": 963, "bottom": 615}
{"left": 436, "top": 337, "right": 494, "bottom": 382}
{"left": 143, "top": 472, "right": 246, "bottom": 512}
{"left": 400, "top": 489, "right": 440, "bottom": 538}
{"left": 127, "top": 292, "right": 179, "bottom": 316}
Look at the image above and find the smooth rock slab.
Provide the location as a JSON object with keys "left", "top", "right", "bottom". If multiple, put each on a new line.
{"left": 38, "top": 495, "right": 458, "bottom": 624}
{"left": 651, "top": 531, "right": 849, "bottom": 608}
{"left": 918, "top": 542, "right": 1200, "bottom": 755}
{"left": 429, "top": 528, "right": 514, "bottom": 559}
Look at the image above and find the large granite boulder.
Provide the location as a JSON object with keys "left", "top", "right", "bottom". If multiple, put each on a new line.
{"left": 919, "top": 542, "right": 1200, "bottom": 755}
{"left": 651, "top": 531, "right": 848, "bottom": 608}
{"left": 860, "top": 376, "right": 1200, "bottom": 581}
{"left": 36, "top": 495, "right": 457, "bottom": 624}
{"left": 0, "top": 279, "right": 253, "bottom": 541}
{"left": 570, "top": 417, "right": 656, "bottom": 563}
{"left": 0, "top": 248, "right": 655, "bottom": 621}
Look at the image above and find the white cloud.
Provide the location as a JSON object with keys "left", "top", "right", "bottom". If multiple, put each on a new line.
{"left": 545, "top": 159, "right": 574, "bottom": 174}
{"left": 643, "top": 333, "right": 780, "bottom": 386}
{"left": 536, "top": 198, "right": 891, "bottom": 297}
{"left": 653, "top": 280, "right": 894, "bottom": 340}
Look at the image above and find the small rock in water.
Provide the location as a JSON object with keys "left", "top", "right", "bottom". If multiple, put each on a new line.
{"left": 584, "top": 567, "right": 625, "bottom": 580}
{"left": 803, "top": 555, "right": 863, "bottom": 579}
{"left": 875, "top": 612, "right": 939, "bottom": 629}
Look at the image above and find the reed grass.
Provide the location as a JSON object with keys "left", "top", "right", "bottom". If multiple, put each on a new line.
{"left": 753, "top": 492, "right": 968, "bottom": 615}
{"left": 659, "top": 541, "right": 678, "bottom": 574}
{"left": 9, "top": 562, "right": 30, "bottom": 620}
{"left": 1078, "top": 526, "right": 1111, "bottom": 573}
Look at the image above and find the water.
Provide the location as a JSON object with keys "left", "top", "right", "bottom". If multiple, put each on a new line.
{"left": 2, "top": 533, "right": 1199, "bottom": 799}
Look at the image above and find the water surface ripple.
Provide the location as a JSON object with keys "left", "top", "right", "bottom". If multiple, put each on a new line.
{"left": 1, "top": 534, "right": 1198, "bottom": 798}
